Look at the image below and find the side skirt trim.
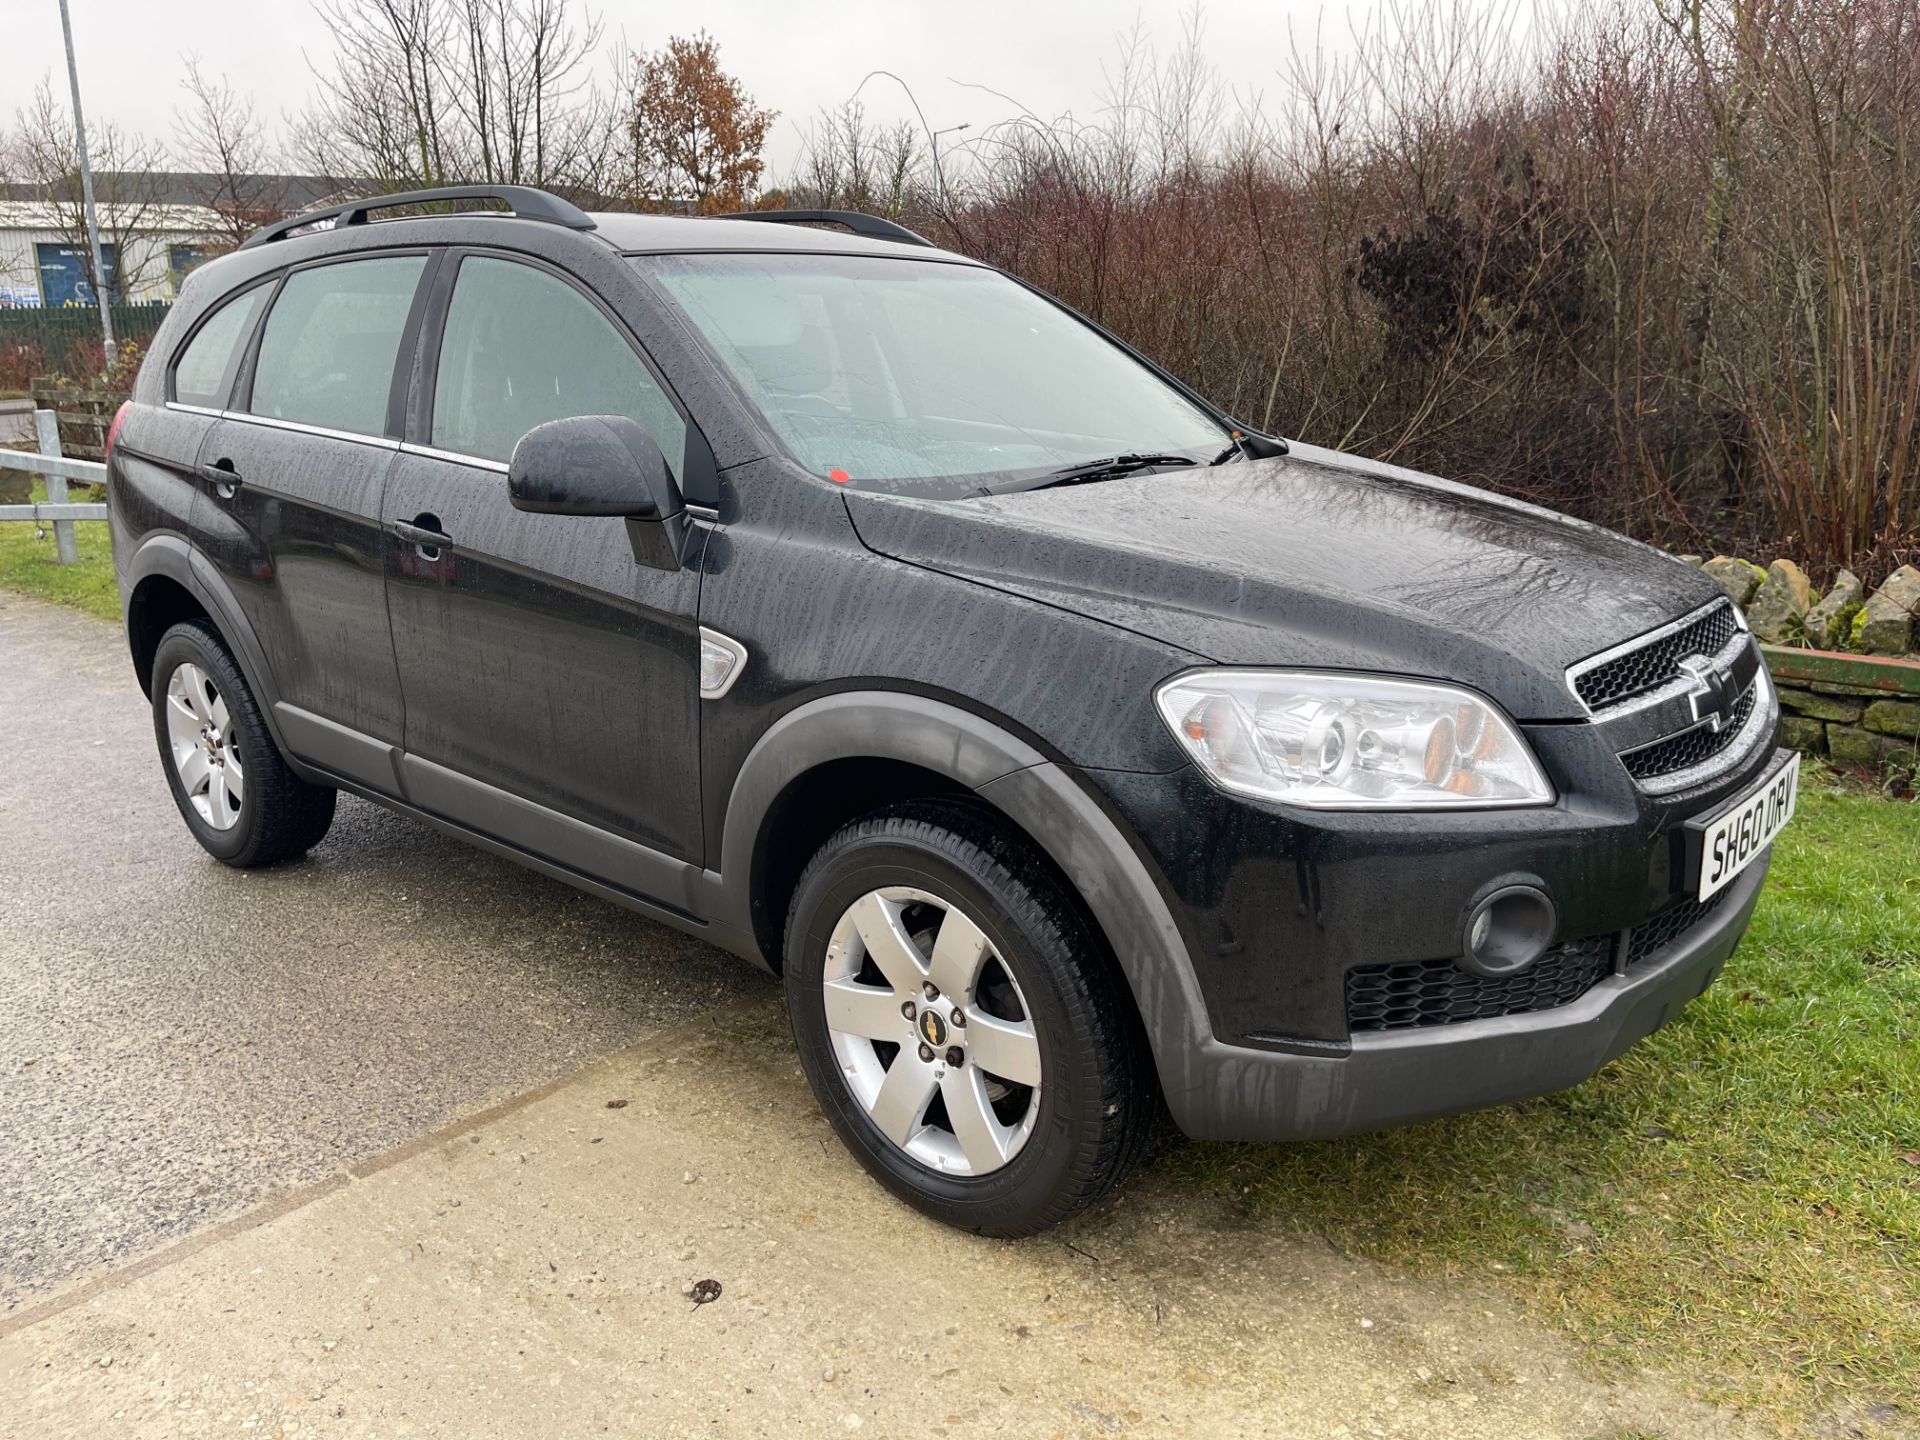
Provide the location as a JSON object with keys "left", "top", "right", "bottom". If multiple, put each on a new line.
{"left": 394, "top": 752, "right": 703, "bottom": 916}
{"left": 273, "top": 702, "right": 403, "bottom": 793}
{"left": 265, "top": 704, "right": 762, "bottom": 962}
{"left": 302, "top": 761, "right": 762, "bottom": 964}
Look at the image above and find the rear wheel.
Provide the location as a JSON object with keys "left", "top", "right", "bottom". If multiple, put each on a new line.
{"left": 784, "top": 800, "right": 1157, "bottom": 1236}
{"left": 151, "top": 620, "right": 336, "bottom": 867}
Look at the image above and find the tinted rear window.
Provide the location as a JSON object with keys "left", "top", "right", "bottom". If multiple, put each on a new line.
{"left": 249, "top": 256, "right": 427, "bottom": 436}
{"left": 172, "top": 285, "right": 269, "bottom": 409}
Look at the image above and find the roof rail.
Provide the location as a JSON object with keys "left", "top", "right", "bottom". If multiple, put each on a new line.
{"left": 711, "top": 209, "right": 934, "bottom": 248}
{"left": 239, "top": 184, "right": 596, "bottom": 250}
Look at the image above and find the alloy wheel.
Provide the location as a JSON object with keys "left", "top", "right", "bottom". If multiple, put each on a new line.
{"left": 822, "top": 886, "right": 1043, "bottom": 1176}
{"left": 164, "top": 662, "right": 245, "bottom": 830}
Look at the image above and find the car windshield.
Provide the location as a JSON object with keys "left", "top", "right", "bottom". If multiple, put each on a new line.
{"left": 638, "top": 252, "right": 1227, "bottom": 497}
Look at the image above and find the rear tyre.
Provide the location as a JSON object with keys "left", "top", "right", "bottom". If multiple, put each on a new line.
{"left": 150, "top": 620, "right": 336, "bottom": 867}
{"left": 784, "top": 799, "right": 1157, "bottom": 1237}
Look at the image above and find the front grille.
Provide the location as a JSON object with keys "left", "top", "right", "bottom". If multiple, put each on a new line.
{"left": 1626, "top": 888, "right": 1732, "bottom": 967}
{"left": 1345, "top": 891, "right": 1737, "bottom": 1034}
{"left": 1572, "top": 601, "right": 1740, "bottom": 711}
{"left": 1345, "top": 937, "right": 1612, "bottom": 1034}
{"left": 1569, "top": 599, "right": 1772, "bottom": 795}
{"left": 1620, "top": 680, "right": 1759, "bottom": 782}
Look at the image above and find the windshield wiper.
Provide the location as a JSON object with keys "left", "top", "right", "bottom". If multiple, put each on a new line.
{"left": 1030, "top": 452, "right": 1201, "bottom": 490}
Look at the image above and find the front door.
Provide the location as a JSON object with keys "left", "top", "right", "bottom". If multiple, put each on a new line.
{"left": 383, "top": 252, "right": 705, "bottom": 870}
{"left": 195, "top": 251, "right": 433, "bottom": 787}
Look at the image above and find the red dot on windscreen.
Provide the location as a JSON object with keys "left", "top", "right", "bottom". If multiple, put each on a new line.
{"left": 828, "top": 468, "right": 851, "bottom": 484}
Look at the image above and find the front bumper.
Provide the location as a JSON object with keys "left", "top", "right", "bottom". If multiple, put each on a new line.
{"left": 1159, "top": 851, "right": 1766, "bottom": 1142}
{"left": 978, "top": 738, "right": 1778, "bottom": 1148}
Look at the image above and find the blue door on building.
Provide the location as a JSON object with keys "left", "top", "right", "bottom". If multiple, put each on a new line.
{"left": 36, "top": 242, "right": 120, "bottom": 306}
{"left": 169, "top": 243, "right": 213, "bottom": 293}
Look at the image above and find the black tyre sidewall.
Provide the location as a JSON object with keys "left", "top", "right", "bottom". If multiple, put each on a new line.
{"left": 151, "top": 625, "right": 262, "bottom": 864}
{"left": 149, "top": 620, "right": 334, "bottom": 867}
{"left": 786, "top": 818, "right": 1127, "bottom": 1235}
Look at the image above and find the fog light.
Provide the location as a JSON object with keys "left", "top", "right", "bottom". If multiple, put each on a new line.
{"left": 1460, "top": 885, "right": 1557, "bottom": 977}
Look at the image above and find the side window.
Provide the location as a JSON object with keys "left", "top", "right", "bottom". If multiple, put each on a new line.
{"left": 431, "top": 256, "right": 688, "bottom": 469}
{"left": 249, "top": 255, "right": 427, "bottom": 436}
{"left": 171, "top": 285, "right": 269, "bottom": 408}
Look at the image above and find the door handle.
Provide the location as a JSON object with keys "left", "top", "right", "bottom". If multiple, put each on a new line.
{"left": 197, "top": 459, "right": 242, "bottom": 498}
{"left": 390, "top": 517, "right": 453, "bottom": 556}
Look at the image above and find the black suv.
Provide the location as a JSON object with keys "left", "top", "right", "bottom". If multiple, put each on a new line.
{"left": 108, "top": 185, "right": 1798, "bottom": 1236}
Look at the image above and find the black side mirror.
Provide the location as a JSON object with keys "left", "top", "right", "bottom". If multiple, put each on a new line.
{"left": 507, "top": 416, "right": 689, "bottom": 569}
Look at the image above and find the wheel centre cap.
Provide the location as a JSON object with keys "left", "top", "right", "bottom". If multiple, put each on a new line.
{"left": 917, "top": 1008, "right": 948, "bottom": 1048}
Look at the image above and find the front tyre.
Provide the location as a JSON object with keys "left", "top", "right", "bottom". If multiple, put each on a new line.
{"left": 151, "top": 620, "right": 336, "bottom": 868}
{"left": 784, "top": 801, "right": 1157, "bottom": 1237}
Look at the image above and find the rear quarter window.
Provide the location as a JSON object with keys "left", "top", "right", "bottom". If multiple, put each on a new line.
{"left": 248, "top": 255, "right": 428, "bottom": 436}
{"left": 171, "top": 284, "right": 270, "bottom": 409}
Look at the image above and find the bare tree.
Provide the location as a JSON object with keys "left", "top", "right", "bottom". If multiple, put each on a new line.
{"left": 295, "top": 0, "right": 459, "bottom": 188}
{"left": 172, "top": 57, "right": 291, "bottom": 247}
{"left": 293, "top": 0, "right": 623, "bottom": 198}
{"left": 452, "top": 0, "right": 610, "bottom": 186}
{"left": 2, "top": 77, "right": 169, "bottom": 303}
{"left": 789, "top": 100, "right": 921, "bottom": 217}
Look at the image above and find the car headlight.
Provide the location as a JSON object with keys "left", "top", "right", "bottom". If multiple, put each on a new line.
{"left": 1154, "top": 669, "right": 1555, "bottom": 810}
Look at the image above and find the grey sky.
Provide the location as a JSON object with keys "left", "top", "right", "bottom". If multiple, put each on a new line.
{"left": 3, "top": 0, "right": 1475, "bottom": 179}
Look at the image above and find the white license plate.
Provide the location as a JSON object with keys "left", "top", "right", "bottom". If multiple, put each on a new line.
{"left": 1696, "top": 753, "right": 1800, "bottom": 900}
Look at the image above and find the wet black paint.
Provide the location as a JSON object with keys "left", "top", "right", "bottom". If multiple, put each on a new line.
{"left": 107, "top": 205, "right": 1775, "bottom": 1120}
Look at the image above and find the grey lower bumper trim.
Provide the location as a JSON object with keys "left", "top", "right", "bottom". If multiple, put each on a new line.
{"left": 1164, "top": 855, "right": 1769, "bottom": 1142}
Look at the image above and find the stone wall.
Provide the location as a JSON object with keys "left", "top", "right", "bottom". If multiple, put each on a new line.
{"left": 1690, "top": 556, "right": 1919, "bottom": 656}
{"left": 1680, "top": 552, "right": 1919, "bottom": 768}
{"left": 1761, "top": 646, "right": 1920, "bottom": 770}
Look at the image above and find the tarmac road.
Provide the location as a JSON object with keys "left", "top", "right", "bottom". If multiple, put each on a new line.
{"left": 0, "top": 590, "right": 764, "bottom": 1310}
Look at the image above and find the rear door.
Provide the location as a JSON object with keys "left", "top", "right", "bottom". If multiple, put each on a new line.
{"left": 195, "top": 251, "right": 437, "bottom": 789}
{"left": 112, "top": 279, "right": 273, "bottom": 558}
{"left": 383, "top": 249, "right": 706, "bottom": 867}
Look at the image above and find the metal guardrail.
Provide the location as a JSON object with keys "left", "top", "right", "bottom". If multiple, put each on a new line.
{"left": 0, "top": 409, "right": 109, "bottom": 563}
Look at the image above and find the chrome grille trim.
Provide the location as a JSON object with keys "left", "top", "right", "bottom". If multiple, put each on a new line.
{"left": 1626, "top": 667, "right": 1776, "bottom": 796}
{"left": 1567, "top": 598, "right": 1776, "bottom": 795}
{"left": 1566, "top": 599, "right": 1774, "bottom": 802}
{"left": 1565, "top": 598, "right": 1744, "bottom": 714}
{"left": 1621, "top": 680, "right": 1759, "bottom": 780}
{"left": 1589, "top": 624, "right": 1753, "bottom": 724}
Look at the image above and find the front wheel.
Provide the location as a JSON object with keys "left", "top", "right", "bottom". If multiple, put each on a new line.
{"left": 784, "top": 801, "right": 1158, "bottom": 1236}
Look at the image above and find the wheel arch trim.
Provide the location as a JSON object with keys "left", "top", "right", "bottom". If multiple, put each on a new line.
{"left": 121, "top": 535, "right": 306, "bottom": 775}
{"left": 713, "top": 690, "right": 1211, "bottom": 1104}
{"left": 714, "top": 693, "right": 1048, "bottom": 935}
{"left": 974, "top": 762, "right": 1218, "bottom": 1125}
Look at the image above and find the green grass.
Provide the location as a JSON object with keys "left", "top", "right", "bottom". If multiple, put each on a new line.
{"left": 1159, "top": 776, "right": 1920, "bottom": 1429}
{"left": 0, "top": 476, "right": 118, "bottom": 621}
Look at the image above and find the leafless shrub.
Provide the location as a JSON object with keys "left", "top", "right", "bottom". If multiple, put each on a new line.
{"left": 787, "top": 100, "right": 920, "bottom": 217}
{"left": 793, "top": 0, "right": 1918, "bottom": 582}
